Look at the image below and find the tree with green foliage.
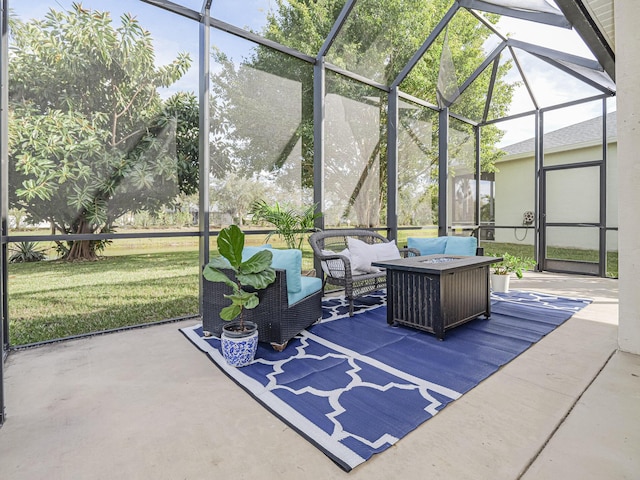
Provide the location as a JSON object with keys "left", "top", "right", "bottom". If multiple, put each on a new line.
{"left": 211, "top": 173, "right": 267, "bottom": 227}
{"left": 164, "top": 92, "right": 200, "bottom": 197}
{"left": 210, "top": 0, "right": 514, "bottom": 226}
{"left": 8, "top": 4, "right": 195, "bottom": 260}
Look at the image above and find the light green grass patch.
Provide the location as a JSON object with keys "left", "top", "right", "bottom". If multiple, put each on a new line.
{"left": 8, "top": 251, "right": 200, "bottom": 345}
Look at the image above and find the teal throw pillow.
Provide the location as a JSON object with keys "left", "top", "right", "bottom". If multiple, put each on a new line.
{"left": 443, "top": 236, "right": 477, "bottom": 256}
{"left": 407, "top": 237, "right": 447, "bottom": 255}
{"left": 266, "top": 248, "right": 302, "bottom": 294}
{"left": 241, "top": 244, "right": 273, "bottom": 262}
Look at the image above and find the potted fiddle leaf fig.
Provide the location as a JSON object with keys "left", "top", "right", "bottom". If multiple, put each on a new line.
{"left": 203, "top": 225, "right": 276, "bottom": 367}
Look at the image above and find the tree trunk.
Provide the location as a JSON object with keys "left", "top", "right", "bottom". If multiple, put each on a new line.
{"left": 66, "top": 240, "right": 98, "bottom": 261}
{"left": 65, "top": 217, "right": 99, "bottom": 261}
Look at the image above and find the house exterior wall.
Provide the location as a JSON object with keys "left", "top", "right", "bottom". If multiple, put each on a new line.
{"left": 493, "top": 156, "right": 535, "bottom": 244}
{"left": 616, "top": 0, "right": 640, "bottom": 355}
{"left": 494, "top": 141, "right": 618, "bottom": 249}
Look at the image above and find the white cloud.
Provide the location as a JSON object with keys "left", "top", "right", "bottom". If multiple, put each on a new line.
{"left": 496, "top": 15, "right": 595, "bottom": 59}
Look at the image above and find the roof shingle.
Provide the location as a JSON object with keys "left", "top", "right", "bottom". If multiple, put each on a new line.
{"left": 501, "top": 111, "right": 617, "bottom": 156}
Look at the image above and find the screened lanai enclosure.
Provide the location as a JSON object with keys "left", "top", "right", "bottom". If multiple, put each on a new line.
{"left": 0, "top": 0, "right": 617, "bottom": 423}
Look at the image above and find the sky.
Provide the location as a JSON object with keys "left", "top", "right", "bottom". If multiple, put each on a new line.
{"left": 9, "top": 0, "right": 279, "bottom": 96}
{"left": 9, "top": 0, "right": 615, "bottom": 147}
{"left": 11, "top": 0, "right": 202, "bottom": 96}
{"left": 492, "top": 14, "right": 616, "bottom": 146}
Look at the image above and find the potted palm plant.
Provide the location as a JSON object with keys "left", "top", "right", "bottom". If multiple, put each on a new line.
{"left": 203, "top": 225, "right": 276, "bottom": 367}
{"left": 249, "top": 199, "right": 320, "bottom": 250}
{"left": 489, "top": 252, "right": 536, "bottom": 293}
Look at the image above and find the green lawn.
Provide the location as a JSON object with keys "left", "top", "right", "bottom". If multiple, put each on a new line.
{"left": 480, "top": 241, "right": 618, "bottom": 278}
{"left": 7, "top": 231, "right": 617, "bottom": 346}
{"left": 7, "top": 232, "right": 317, "bottom": 346}
{"left": 8, "top": 251, "right": 200, "bottom": 346}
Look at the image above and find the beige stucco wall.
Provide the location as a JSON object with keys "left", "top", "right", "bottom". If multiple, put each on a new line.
{"left": 493, "top": 156, "right": 535, "bottom": 245}
{"left": 616, "top": 0, "right": 640, "bottom": 355}
{"left": 494, "top": 141, "right": 618, "bottom": 250}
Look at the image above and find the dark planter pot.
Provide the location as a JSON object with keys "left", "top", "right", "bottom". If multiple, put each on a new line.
{"left": 220, "top": 320, "right": 259, "bottom": 367}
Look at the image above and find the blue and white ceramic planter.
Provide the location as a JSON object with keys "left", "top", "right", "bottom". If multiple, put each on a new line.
{"left": 220, "top": 321, "right": 259, "bottom": 367}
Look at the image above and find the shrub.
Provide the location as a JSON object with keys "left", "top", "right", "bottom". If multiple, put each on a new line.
{"left": 9, "top": 241, "right": 47, "bottom": 263}
{"left": 250, "top": 199, "right": 320, "bottom": 250}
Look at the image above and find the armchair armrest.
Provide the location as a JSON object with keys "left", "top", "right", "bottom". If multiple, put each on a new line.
{"left": 317, "top": 251, "right": 353, "bottom": 280}
{"left": 400, "top": 247, "right": 420, "bottom": 258}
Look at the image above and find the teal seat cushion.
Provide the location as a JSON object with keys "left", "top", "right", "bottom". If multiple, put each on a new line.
{"left": 407, "top": 237, "right": 447, "bottom": 255}
{"left": 444, "top": 236, "right": 477, "bottom": 256}
{"left": 288, "top": 276, "right": 322, "bottom": 305}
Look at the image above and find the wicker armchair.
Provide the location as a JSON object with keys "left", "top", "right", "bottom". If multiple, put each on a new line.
{"left": 308, "top": 229, "right": 419, "bottom": 316}
{"left": 202, "top": 268, "right": 322, "bottom": 351}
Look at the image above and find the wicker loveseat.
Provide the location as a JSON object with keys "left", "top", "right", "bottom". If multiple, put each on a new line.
{"left": 308, "top": 229, "right": 419, "bottom": 316}
{"left": 202, "top": 247, "right": 322, "bottom": 351}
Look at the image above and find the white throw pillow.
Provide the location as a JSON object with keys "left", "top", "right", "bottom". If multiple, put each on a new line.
{"left": 347, "top": 237, "right": 382, "bottom": 274}
{"left": 372, "top": 239, "right": 401, "bottom": 261}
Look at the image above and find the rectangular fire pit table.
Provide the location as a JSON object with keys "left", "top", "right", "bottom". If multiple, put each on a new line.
{"left": 372, "top": 254, "right": 502, "bottom": 340}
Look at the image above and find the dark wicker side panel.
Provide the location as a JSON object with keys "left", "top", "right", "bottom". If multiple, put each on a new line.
{"left": 202, "top": 269, "right": 286, "bottom": 340}
{"left": 202, "top": 268, "right": 322, "bottom": 347}
{"left": 278, "top": 288, "right": 323, "bottom": 344}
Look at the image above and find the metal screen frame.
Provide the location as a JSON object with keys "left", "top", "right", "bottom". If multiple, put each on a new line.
{"left": 0, "top": 0, "right": 617, "bottom": 426}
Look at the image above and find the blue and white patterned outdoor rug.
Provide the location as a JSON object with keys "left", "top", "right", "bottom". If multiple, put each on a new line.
{"left": 180, "top": 290, "right": 591, "bottom": 471}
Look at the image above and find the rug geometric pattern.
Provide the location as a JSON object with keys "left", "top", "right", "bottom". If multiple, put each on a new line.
{"left": 181, "top": 290, "right": 590, "bottom": 471}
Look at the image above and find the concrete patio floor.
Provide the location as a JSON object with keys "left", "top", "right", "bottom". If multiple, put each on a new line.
{"left": 0, "top": 272, "right": 638, "bottom": 479}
